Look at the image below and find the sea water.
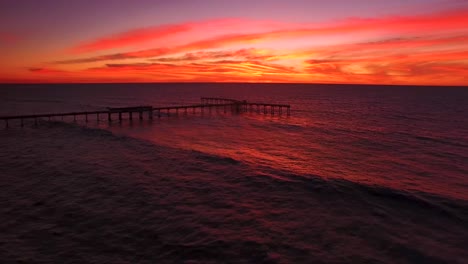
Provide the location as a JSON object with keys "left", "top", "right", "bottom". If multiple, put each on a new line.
{"left": 1, "top": 83, "right": 467, "bottom": 263}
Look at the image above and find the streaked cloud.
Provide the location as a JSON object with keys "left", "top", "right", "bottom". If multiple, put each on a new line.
{"left": 70, "top": 24, "right": 190, "bottom": 54}
{"left": 69, "top": 18, "right": 294, "bottom": 54}
{"left": 150, "top": 48, "right": 275, "bottom": 62}
{"left": 28, "top": 67, "right": 67, "bottom": 73}
{"left": 56, "top": 8, "right": 468, "bottom": 65}
{"left": 9, "top": 7, "right": 468, "bottom": 85}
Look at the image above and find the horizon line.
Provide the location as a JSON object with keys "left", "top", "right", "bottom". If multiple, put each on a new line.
{"left": 0, "top": 82, "right": 467, "bottom": 88}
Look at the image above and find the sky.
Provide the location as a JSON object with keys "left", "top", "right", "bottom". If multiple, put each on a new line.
{"left": 0, "top": 0, "right": 467, "bottom": 85}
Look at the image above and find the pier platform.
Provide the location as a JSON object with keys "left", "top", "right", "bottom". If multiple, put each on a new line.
{"left": 0, "top": 97, "right": 291, "bottom": 128}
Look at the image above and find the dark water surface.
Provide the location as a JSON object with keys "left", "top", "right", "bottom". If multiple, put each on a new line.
{"left": 1, "top": 83, "right": 467, "bottom": 263}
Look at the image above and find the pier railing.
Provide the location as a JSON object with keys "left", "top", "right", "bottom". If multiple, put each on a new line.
{"left": 0, "top": 97, "right": 291, "bottom": 128}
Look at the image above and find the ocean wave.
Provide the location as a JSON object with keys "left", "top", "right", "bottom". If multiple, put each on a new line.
{"left": 413, "top": 135, "right": 468, "bottom": 148}
{"left": 192, "top": 150, "right": 240, "bottom": 165}
{"left": 245, "top": 165, "right": 468, "bottom": 222}
{"left": 38, "top": 121, "right": 468, "bottom": 213}
{"left": 342, "top": 180, "right": 468, "bottom": 221}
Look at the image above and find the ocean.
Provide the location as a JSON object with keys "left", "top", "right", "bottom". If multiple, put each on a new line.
{"left": 1, "top": 83, "right": 467, "bottom": 263}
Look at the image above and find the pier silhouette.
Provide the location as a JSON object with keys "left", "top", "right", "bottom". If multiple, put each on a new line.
{"left": 1, "top": 97, "right": 291, "bottom": 128}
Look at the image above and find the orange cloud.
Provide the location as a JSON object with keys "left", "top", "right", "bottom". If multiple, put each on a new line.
{"left": 25, "top": 59, "right": 301, "bottom": 83}
{"left": 96, "top": 60, "right": 297, "bottom": 76}
{"left": 150, "top": 48, "right": 275, "bottom": 62}
{"left": 304, "top": 47, "right": 468, "bottom": 85}
{"left": 306, "top": 35, "right": 468, "bottom": 59}
{"left": 27, "top": 38, "right": 468, "bottom": 85}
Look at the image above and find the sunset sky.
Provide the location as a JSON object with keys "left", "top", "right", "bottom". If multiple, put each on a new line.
{"left": 0, "top": 0, "right": 467, "bottom": 85}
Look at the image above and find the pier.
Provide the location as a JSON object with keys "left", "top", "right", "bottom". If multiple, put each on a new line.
{"left": 0, "top": 97, "right": 291, "bottom": 128}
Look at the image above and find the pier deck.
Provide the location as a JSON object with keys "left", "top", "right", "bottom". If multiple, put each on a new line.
{"left": 0, "top": 97, "right": 291, "bottom": 128}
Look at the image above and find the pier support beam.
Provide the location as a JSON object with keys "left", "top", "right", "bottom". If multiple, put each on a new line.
{"left": 108, "top": 113, "right": 112, "bottom": 121}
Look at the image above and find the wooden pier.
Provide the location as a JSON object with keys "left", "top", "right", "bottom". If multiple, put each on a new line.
{"left": 0, "top": 97, "right": 291, "bottom": 128}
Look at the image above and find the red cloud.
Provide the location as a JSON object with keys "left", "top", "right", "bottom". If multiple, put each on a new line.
{"left": 70, "top": 24, "right": 190, "bottom": 54}
{"left": 59, "top": 8, "right": 468, "bottom": 64}
{"left": 69, "top": 18, "right": 290, "bottom": 54}
{"left": 55, "top": 34, "right": 268, "bottom": 64}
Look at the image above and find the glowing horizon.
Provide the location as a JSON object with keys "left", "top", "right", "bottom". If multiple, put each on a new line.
{"left": 1, "top": 0, "right": 467, "bottom": 85}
